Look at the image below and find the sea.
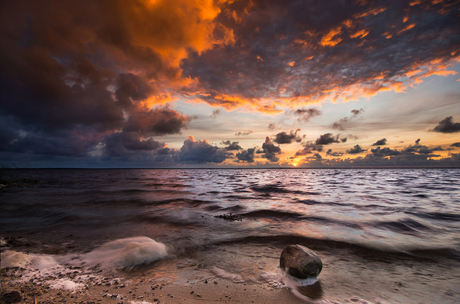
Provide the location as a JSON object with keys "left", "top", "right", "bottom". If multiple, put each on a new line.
{"left": 1, "top": 168, "right": 460, "bottom": 303}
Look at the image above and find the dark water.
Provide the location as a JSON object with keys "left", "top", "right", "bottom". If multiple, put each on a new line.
{"left": 2, "top": 168, "right": 460, "bottom": 303}
{"left": 2, "top": 168, "right": 460, "bottom": 255}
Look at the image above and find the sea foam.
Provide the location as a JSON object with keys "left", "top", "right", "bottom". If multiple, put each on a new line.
{"left": 78, "top": 236, "right": 167, "bottom": 270}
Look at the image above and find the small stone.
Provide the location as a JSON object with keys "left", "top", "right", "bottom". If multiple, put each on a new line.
{"left": 280, "top": 244, "right": 322, "bottom": 280}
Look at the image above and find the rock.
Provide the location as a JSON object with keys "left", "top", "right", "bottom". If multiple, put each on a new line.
{"left": 280, "top": 244, "right": 322, "bottom": 280}
{"left": 0, "top": 291, "right": 22, "bottom": 303}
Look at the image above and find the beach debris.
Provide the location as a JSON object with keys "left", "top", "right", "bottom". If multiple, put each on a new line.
{"left": 280, "top": 244, "right": 322, "bottom": 281}
{"left": 214, "top": 213, "right": 243, "bottom": 221}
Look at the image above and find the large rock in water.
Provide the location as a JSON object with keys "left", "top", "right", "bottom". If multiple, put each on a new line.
{"left": 280, "top": 244, "right": 322, "bottom": 280}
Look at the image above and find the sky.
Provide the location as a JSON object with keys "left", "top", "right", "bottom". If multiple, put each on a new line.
{"left": 1, "top": 0, "right": 459, "bottom": 168}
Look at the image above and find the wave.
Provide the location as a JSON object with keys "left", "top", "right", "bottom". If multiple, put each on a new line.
{"left": 407, "top": 211, "right": 460, "bottom": 222}
{"left": 213, "top": 234, "right": 460, "bottom": 261}
{"left": 372, "top": 218, "right": 432, "bottom": 234}
{"left": 242, "top": 209, "right": 304, "bottom": 219}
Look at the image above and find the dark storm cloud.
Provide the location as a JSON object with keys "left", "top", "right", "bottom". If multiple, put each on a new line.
{"left": 372, "top": 138, "right": 387, "bottom": 146}
{"left": 332, "top": 109, "right": 364, "bottom": 130}
{"left": 235, "top": 130, "right": 253, "bottom": 136}
{"left": 103, "top": 132, "right": 165, "bottom": 157}
{"left": 0, "top": 0, "right": 230, "bottom": 164}
{"left": 236, "top": 148, "right": 256, "bottom": 163}
{"left": 183, "top": 0, "right": 460, "bottom": 108}
{"left": 124, "top": 106, "right": 191, "bottom": 135}
{"left": 221, "top": 140, "right": 243, "bottom": 151}
{"left": 347, "top": 145, "right": 367, "bottom": 154}
{"left": 431, "top": 117, "right": 460, "bottom": 133}
{"left": 115, "top": 73, "right": 155, "bottom": 109}
{"left": 292, "top": 108, "right": 322, "bottom": 122}
{"left": 452, "top": 142, "right": 460, "bottom": 147}
{"left": 273, "top": 129, "right": 303, "bottom": 144}
{"left": 179, "top": 136, "right": 230, "bottom": 163}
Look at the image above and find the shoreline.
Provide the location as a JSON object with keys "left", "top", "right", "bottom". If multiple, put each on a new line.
{"left": 1, "top": 269, "right": 308, "bottom": 304}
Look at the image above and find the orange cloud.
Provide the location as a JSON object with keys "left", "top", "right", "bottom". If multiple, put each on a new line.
{"left": 127, "top": 0, "right": 235, "bottom": 68}
{"left": 397, "top": 22, "right": 417, "bottom": 35}
{"left": 320, "top": 27, "right": 343, "bottom": 47}
{"left": 350, "top": 29, "right": 370, "bottom": 39}
{"left": 353, "top": 6, "right": 387, "bottom": 18}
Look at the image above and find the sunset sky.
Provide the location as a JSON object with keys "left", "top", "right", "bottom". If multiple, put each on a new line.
{"left": 1, "top": 0, "right": 459, "bottom": 168}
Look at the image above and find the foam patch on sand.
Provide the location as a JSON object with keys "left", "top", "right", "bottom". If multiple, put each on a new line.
{"left": 77, "top": 236, "right": 167, "bottom": 270}
{"left": 48, "top": 278, "right": 84, "bottom": 291}
{"left": 1, "top": 236, "right": 167, "bottom": 292}
{"left": 1, "top": 250, "right": 59, "bottom": 270}
{"left": 210, "top": 266, "right": 245, "bottom": 283}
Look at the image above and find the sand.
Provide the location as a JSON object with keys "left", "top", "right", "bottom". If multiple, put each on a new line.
{"left": 1, "top": 269, "right": 306, "bottom": 304}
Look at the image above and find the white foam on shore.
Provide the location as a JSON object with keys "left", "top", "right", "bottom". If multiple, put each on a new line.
{"left": 76, "top": 236, "right": 167, "bottom": 270}
{"left": 1, "top": 250, "right": 59, "bottom": 270}
{"left": 1, "top": 236, "right": 167, "bottom": 292}
{"left": 210, "top": 266, "right": 245, "bottom": 283}
{"left": 48, "top": 278, "right": 84, "bottom": 291}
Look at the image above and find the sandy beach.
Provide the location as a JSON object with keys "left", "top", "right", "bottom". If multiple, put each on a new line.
{"left": 2, "top": 241, "right": 460, "bottom": 304}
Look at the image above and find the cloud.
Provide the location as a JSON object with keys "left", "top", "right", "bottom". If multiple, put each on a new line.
{"left": 332, "top": 109, "right": 364, "bottom": 130}
{"left": 124, "top": 106, "right": 191, "bottom": 135}
{"left": 115, "top": 73, "right": 156, "bottom": 109}
{"left": 235, "top": 130, "right": 253, "bottom": 136}
{"left": 103, "top": 132, "right": 165, "bottom": 157}
{"left": 431, "top": 117, "right": 460, "bottom": 133}
{"left": 261, "top": 136, "right": 281, "bottom": 162}
{"left": 236, "top": 148, "right": 256, "bottom": 163}
{"left": 326, "top": 149, "right": 344, "bottom": 157}
{"left": 372, "top": 138, "right": 387, "bottom": 146}
{"left": 179, "top": 136, "right": 230, "bottom": 163}
{"left": 295, "top": 141, "right": 323, "bottom": 156}
{"left": 315, "top": 133, "right": 343, "bottom": 145}
{"left": 211, "top": 109, "right": 221, "bottom": 118}
{"left": 1, "top": 0, "right": 460, "bottom": 166}
{"left": 347, "top": 144, "right": 367, "bottom": 154}
{"left": 310, "top": 153, "right": 322, "bottom": 160}
{"left": 292, "top": 108, "right": 322, "bottom": 122}
{"left": 273, "top": 129, "right": 303, "bottom": 144}
{"left": 452, "top": 142, "right": 460, "bottom": 148}
{"left": 182, "top": 1, "right": 460, "bottom": 109}
{"left": 370, "top": 147, "right": 401, "bottom": 157}
{"left": 0, "top": 0, "right": 232, "bottom": 163}
{"left": 221, "top": 140, "right": 243, "bottom": 151}
{"left": 268, "top": 123, "right": 280, "bottom": 130}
